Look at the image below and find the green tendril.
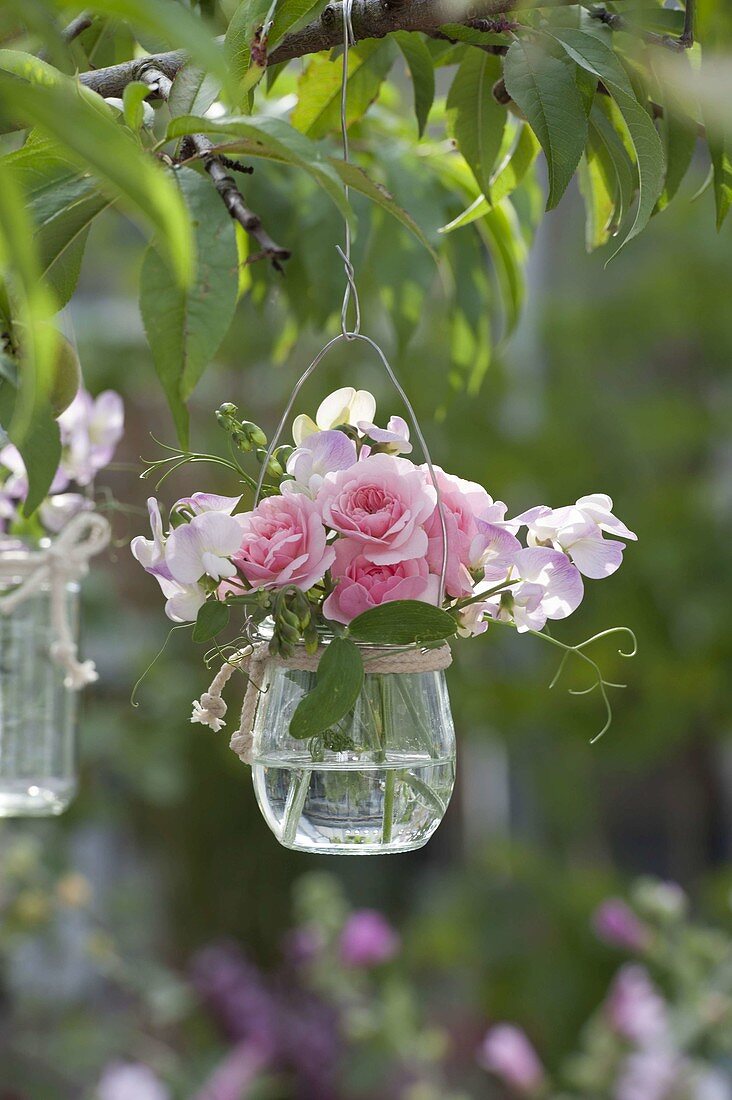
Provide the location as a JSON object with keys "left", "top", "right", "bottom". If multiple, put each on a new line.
{"left": 130, "top": 623, "right": 192, "bottom": 707}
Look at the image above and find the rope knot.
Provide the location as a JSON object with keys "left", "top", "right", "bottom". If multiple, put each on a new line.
{"left": 191, "top": 692, "right": 228, "bottom": 732}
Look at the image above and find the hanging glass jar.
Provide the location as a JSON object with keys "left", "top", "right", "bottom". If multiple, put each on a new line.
{"left": 239, "top": 635, "right": 456, "bottom": 854}
{"left": 0, "top": 516, "right": 109, "bottom": 817}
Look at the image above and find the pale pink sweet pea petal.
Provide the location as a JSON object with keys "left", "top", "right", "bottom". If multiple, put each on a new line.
{"left": 233, "top": 494, "right": 334, "bottom": 591}
{"left": 606, "top": 964, "right": 668, "bottom": 1045}
{"left": 166, "top": 512, "right": 244, "bottom": 584}
{"left": 512, "top": 494, "right": 635, "bottom": 579}
{"left": 97, "top": 1062, "right": 170, "bottom": 1100}
{"left": 131, "top": 497, "right": 168, "bottom": 575}
{"left": 316, "top": 386, "right": 376, "bottom": 430}
{"left": 339, "top": 910, "right": 400, "bottom": 967}
{"left": 284, "top": 430, "right": 358, "bottom": 497}
{"left": 323, "top": 538, "right": 439, "bottom": 624}
{"left": 568, "top": 531, "right": 625, "bottom": 579}
{"left": 1, "top": 443, "right": 69, "bottom": 498}
{"left": 58, "top": 389, "right": 124, "bottom": 485}
{"left": 357, "top": 415, "right": 412, "bottom": 455}
{"left": 576, "top": 493, "right": 637, "bottom": 540}
{"left": 478, "top": 1025, "right": 545, "bottom": 1095}
{"left": 593, "top": 899, "right": 651, "bottom": 951}
{"left": 513, "top": 547, "right": 584, "bottom": 622}
{"left": 159, "top": 575, "right": 206, "bottom": 622}
{"left": 615, "top": 1048, "right": 680, "bottom": 1100}
{"left": 173, "top": 492, "right": 241, "bottom": 516}
{"left": 319, "top": 453, "right": 436, "bottom": 566}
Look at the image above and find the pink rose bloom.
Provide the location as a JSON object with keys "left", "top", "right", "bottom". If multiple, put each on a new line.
{"left": 422, "top": 466, "right": 512, "bottom": 598}
{"left": 478, "top": 1025, "right": 545, "bottom": 1095}
{"left": 318, "top": 453, "right": 435, "bottom": 565}
{"left": 233, "top": 494, "right": 335, "bottom": 591}
{"left": 323, "top": 538, "right": 439, "bottom": 624}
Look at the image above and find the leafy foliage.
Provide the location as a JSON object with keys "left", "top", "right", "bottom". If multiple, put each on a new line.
{"left": 0, "top": 0, "right": 725, "bottom": 509}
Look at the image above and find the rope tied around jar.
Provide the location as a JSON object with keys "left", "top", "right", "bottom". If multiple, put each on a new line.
{"left": 0, "top": 511, "right": 111, "bottom": 690}
{"left": 191, "top": 641, "right": 453, "bottom": 765}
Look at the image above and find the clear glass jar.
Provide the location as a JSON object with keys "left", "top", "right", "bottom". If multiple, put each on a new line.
{"left": 251, "top": 644, "right": 456, "bottom": 855}
{"left": 0, "top": 543, "right": 79, "bottom": 816}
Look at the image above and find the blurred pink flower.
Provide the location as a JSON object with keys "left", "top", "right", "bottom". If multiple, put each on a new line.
{"left": 323, "top": 538, "right": 438, "bottom": 624}
{"left": 478, "top": 1024, "right": 546, "bottom": 1095}
{"left": 195, "top": 1041, "right": 269, "bottom": 1100}
{"left": 97, "top": 1062, "right": 169, "bottom": 1100}
{"left": 606, "top": 965, "right": 668, "bottom": 1045}
{"left": 615, "top": 1048, "right": 679, "bottom": 1100}
{"left": 593, "top": 899, "right": 651, "bottom": 951}
{"left": 233, "top": 494, "right": 335, "bottom": 591}
{"left": 58, "top": 389, "right": 124, "bottom": 486}
{"left": 339, "top": 910, "right": 400, "bottom": 968}
{"left": 319, "top": 453, "right": 435, "bottom": 565}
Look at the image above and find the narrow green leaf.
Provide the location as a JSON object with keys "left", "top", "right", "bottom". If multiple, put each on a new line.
{"left": 447, "top": 50, "right": 506, "bottom": 197}
{"left": 289, "top": 637, "right": 364, "bottom": 740}
{"left": 168, "top": 64, "right": 221, "bottom": 119}
{"left": 503, "top": 38, "right": 588, "bottom": 210}
{"left": 193, "top": 600, "right": 230, "bottom": 642}
{"left": 0, "top": 77, "right": 194, "bottom": 287}
{"left": 394, "top": 31, "right": 435, "bottom": 138}
{"left": 268, "top": 0, "right": 323, "bottom": 47}
{"left": 139, "top": 168, "right": 239, "bottom": 445}
{"left": 548, "top": 27, "right": 665, "bottom": 254}
{"left": 348, "top": 601, "right": 457, "bottom": 645}
{"left": 84, "top": 0, "right": 234, "bottom": 100}
{"left": 477, "top": 199, "right": 526, "bottom": 339}
{"left": 122, "top": 81, "right": 150, "bottom": 131}
{"left": 292, "top": 40, "right": 395, "bottom": 139}
{"left": 225, "top": 0, "right": 273, "bottom": 102}
{"left": 0, "top": 160, "right": 60, "bottom": 512}
{"left": 327, "top": 158, "right": 436, "bottom": 257}
{"left": 589, "top": 103, "right": 636, "bottom": 232}
{"left": 578, "top": 147, "right": 615, "bottom": 251}
{"left": 707, "top": 128, "right": 732, "bottom": 229}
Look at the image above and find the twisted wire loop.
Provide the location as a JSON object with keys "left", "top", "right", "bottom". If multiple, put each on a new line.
{"left": 0, "top": 512, "right": 111, "bottom": 690}
{"left": 339, "top": 0, "right": 361, "bottom": 339}
{"left": 191, "top": 641, "right": 453, "bottom": 765}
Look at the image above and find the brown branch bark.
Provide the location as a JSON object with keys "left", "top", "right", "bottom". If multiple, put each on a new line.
{"left": 62, "top": 11, "right": 94, "bottom": 43}
{"left": 78, "top": 0, "right": 559, "bottom": 97}
{"left": 142, "top": 69, "right": 290, "bottom": 271}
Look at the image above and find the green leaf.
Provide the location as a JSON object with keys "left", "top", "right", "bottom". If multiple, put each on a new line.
{"left": 0, "top": 76, "right": 194, "bottom": 287}
{"left": 168, "top": 64, "right": 221, "bottom": 119}
{"left": 122, "top": 81, "right": 150, "bottom": 131}
{"left": 5, "top": 138, "right": 111, "bottom": 308}
{"left": 503, "top": 38, "right": 588, "bottom": 210}
{"left": 439, "top": 23, "right": 510, "bottom": 47}
{"left": 192, "top": 600, "right": 231, "bottom": 642}
{"left": 578, "top": 146, "right": 615, "bottom": 251}
{"left": 84, "top": 0, "right": 234, "bottom": 100}
{"left": 166, "top": 113, "right": 351, "bottom": 221}
{"left": 289, "top": 637, "right": 364, "bottom": 740}
{"left": 477, "top": 199, "right": 526, "bottom": 339}
{"left": 225, "top": 0, "right": 274, "bottom": 102}
{"left": 447, "top": 50, "right": 506, "bottom": 197}
{"left": 139, "top": 167, "right": 239, "bottom": 445}
{"left": 588, "top": 103, "right": 636, "bottom": 233}
{"left": 0, "top": 160, "right": 60, "bottom": 512}
{"left": 547, "top": 27, "right": 665, "bottom": 254}
{"left": 394, "top": 31, "right": 435, "bottom": 138}
{"left": 327, "top": 158, "right": 436, "bottom": 257}
{"left": 292, "top": 40, "right": 396, "bottom": 139}
{"left": 348, "top": 601, "right": 457, "bottom": 646}
{"left": 707, "top": 126, "right": 732, "bottom": 229}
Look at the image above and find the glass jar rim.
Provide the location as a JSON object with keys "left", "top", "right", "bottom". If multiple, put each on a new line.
{"left": 252, "top": 615, "right": 426, "bottom": 654}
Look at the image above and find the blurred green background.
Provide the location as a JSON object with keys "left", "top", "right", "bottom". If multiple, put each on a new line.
{"left": 2, "top": 156, "right": 732, "bottom": 1099}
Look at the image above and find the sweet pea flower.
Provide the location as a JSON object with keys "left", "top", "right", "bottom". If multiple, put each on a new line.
{"left": 292, "top": 387, "right": 376, "bottom": 445}
{"left": 606, "top": 965, "right": 669, "bottom": 1045}
{"left": 478, "top": 1025, "right": 546, "bottom": 1095}
{"left": 166, "top": 511, "right": 244, "bottom": 584}
{"left": 357, "top": 415, "right": 412, "bottom": 455}
{"left": 96, "top": 1062, "right": 170, "bottom": 1100}
{"left": 283, "top": 430, "right": 357, "bottom": 497}
{"left": 486, "top": 546, "right": 584, "bottom": 632}
{"left": 319, "top": 453, "right": 436, "bottom": 565}
{"left": 323, "top": 538, "right": 439, "bottom": 624}
{"left": 233, "top": 494, "right": 335, "bottom": 591}
{"left": 514, "top": 494, "right": 636, "bottom": 580}
{"left": 593, "top": 899, "right": 652, "bottom": 952}
{"left": 131, "top": 499, "right": 207, "bottom": 620}
{"left": 58, "top": 389, "right": 124, "bottom": 486}
{"left": 0, "top": 443, "right": 69, "bottom": 500}
{"left": 615, "top": 1048, "right": 680, "bottom": 1100}
{"left": 339, "top": 910, "right": 400, "bottom": 967}
{"left": 172, "top": 492, "right": 241, "bottom": 516}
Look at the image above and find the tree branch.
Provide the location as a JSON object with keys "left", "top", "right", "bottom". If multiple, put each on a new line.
{"left": 78, "top": 0, "right": 556, "bottom": 97}
{"left": 589, "top": 4, "right": 694, "bottom": 52}
{"left": 62, "top": 11, "right": 94, "bottom": 43}
{"left": 142, "top": 68, "right": 291, "bottom": 271}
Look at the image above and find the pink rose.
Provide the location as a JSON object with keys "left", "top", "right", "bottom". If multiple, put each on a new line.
{"left": 423, "top": 467, "right": 512, "bottom": 598}
{"left": 233, "top": 494, "right": 335, "bottom": 591}
{"left": 318, "top": 453, "right": 436, "bottom": 565}
{"left": 323, "top": 539, "right": 439, "bottom": 624}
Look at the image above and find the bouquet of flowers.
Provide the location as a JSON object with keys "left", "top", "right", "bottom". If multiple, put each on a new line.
{"left": 132, "top": 386, "right": 637, "bottom": 742}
